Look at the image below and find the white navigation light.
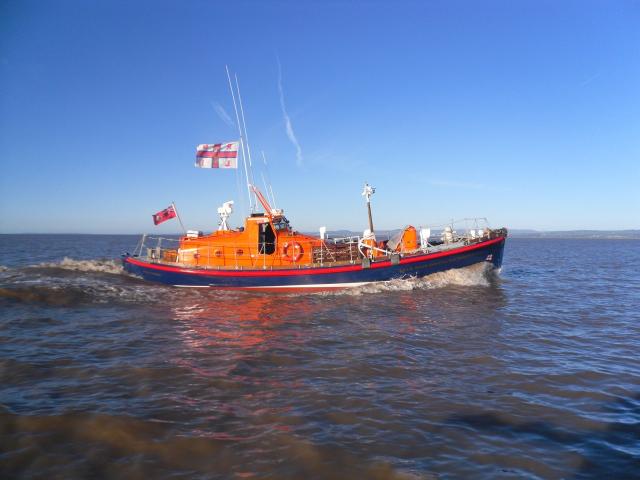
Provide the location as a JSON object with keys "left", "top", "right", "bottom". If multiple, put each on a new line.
{"left": 217, "top": 200, "right": 234, "bottom": 231}
{"left": 319, "top": 226, "right": 327, "bottom": 240}
{"left": 361, "top": 183, "right": 376, "bottom": 203}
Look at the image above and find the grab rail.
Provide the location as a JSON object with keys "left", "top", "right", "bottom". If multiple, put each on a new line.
{"left": 134, "top": 235, "right": 363, "bottom": 269}
{"left": 133, "top": 217, "right": 499, "bottom": 268}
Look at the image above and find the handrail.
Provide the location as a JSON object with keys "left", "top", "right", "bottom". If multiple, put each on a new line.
{"left": 134, "top": 217, "right": 497, "bottom": 267}
{"left": 137, "top": 234, "right": 319, "bottom": 269}
{"left": 418, "top": 217, "right": 491, "bottom": 231}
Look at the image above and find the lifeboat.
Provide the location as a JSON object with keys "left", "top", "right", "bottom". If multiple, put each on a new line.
{"left": 122, "top": 183, "right": 507, "bottom": 291}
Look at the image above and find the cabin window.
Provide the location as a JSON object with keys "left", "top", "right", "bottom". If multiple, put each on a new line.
{"left": 259, "top": 223, "right": 276, "bottom": 254}
{"left": 273, "top": 217, "right": 290, "bottom": 231}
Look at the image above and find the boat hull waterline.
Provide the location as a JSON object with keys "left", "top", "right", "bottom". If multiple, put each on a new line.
{"left": 122, "top": 236, "right": 506, "bottom": 290}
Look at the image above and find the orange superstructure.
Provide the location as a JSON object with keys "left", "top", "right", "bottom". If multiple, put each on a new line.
{"left": 154, "top": 187, "right": 438, "bottom": 270}
{"left": 141, "top": 183, "right": 504, "bottom": 277}
{"left": 171, "top": 212, "right": 323, "bottom": 269}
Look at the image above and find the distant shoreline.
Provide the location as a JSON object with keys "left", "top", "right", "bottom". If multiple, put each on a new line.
{"left": 507, "top": 230, "right": 640, "bottom": 240}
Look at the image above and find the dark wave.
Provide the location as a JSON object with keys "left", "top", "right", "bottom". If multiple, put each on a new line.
{"left": 0, "top": 286, "right": 96, "bottom": 306}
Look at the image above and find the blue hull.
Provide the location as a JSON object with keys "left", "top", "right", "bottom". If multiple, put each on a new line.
{"left": 122, "top": 237, "right": 506, "bottom": 289}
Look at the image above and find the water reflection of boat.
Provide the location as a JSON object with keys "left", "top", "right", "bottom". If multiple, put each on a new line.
{"left": 170, "top": 293, "right": 303, "bottom": 349}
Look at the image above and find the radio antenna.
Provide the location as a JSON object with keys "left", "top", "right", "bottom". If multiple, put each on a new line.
{"left": 225, "top": 65, "right": 253, "bottom": 212}
{"left": 261, "top": 150, "right": 277, "bottom": 209}
{"left": 235, "top": 74, "right": 258, "bottom": 211}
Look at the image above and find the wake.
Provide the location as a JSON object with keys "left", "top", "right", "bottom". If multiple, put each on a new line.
{"left": 321, "top": 262, "right": 497, "bottom": 297}
{"left": 31, "top": 257, "right": 124, "bottom": 275}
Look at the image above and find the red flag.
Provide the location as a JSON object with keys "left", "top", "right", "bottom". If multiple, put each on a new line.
{"left": 152, "top": 205, "right": 177, "bottom": 225}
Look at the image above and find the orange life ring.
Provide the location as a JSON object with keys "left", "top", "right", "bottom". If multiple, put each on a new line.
{"left": 281, "top": 241, "right": 303, "bottom": 262}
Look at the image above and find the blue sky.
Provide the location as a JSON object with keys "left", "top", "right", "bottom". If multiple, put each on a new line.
{"left": 1, "top": 0, "right": 638, "bottom": 234}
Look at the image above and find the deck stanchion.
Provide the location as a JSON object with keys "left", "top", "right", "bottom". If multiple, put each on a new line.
{"left": 139, "top": 234, "right": 147, "bottom": 257}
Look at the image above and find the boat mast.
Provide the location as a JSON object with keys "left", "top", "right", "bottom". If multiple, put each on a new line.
{"left": 225, "top": 65, "right": 254, "bottom": 212}
{"left": 362, "top": 183, "right": 375, "bottom": 234}
{"left": 234, "top": 74, "right": 258, "bottom": 210}
{"left": 261, "top": 150, "right": 277, "bottom": 209}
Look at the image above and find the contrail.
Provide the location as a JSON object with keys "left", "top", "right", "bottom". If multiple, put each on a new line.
{"left": 579, "top": 71, "right": 601, "bottom": 88}
{"left": 212, "top": 101, "right": 235, "bottom": 128}
{"left": 277, "top": 59, "right": 303, "bottom": 166}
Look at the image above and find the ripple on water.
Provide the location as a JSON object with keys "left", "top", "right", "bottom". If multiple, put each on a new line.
{"left": 1, "top": 238, "right": 640, "bottom": 478}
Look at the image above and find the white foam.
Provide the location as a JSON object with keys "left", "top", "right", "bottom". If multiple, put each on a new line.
{"left": 34, "top": 257, "right": 124, "bottom": 275}
{"left": 421, "top": 261, "right": 493, "bottom": 288}
{"left": 321, "top": 262, "right": 495, "bottom": 297}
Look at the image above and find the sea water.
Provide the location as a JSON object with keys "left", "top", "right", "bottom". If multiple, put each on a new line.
{"left": 1, "top": 235, "right": 639, "bottom": 479}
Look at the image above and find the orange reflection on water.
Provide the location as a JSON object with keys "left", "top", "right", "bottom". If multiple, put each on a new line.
{"left": 170, "top": 291, "right": 313, "bottom": 350}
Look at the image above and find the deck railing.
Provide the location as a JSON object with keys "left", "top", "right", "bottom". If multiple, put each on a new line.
{"left": 134, "top": 235, "right": 365, "bottom": 269}
{"left": 133, "top": 218, "right": 499, "bottom": 269}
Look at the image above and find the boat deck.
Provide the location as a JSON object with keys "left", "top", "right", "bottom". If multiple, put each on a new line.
{"left": 130, "top": 235, "right": 501, "bottom": 272}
